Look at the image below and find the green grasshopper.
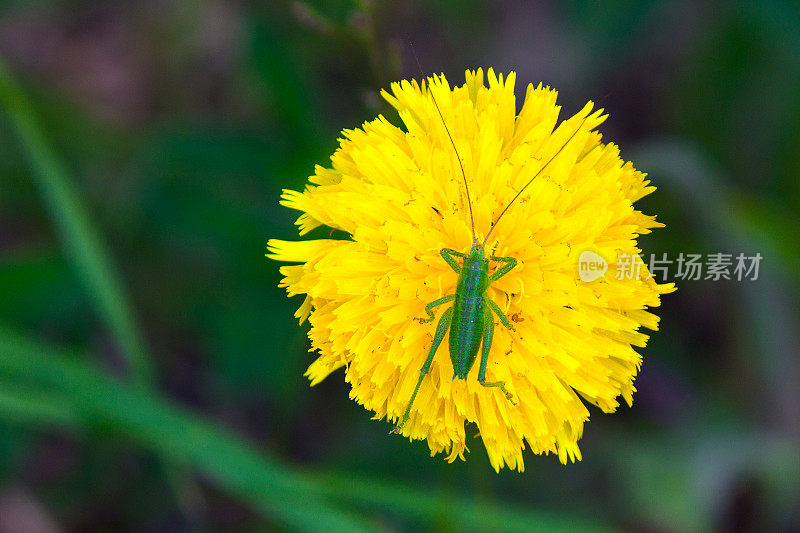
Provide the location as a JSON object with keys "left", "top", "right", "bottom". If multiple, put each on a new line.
{"left": 389, "top": 79, "right": 585, "bottom": 434}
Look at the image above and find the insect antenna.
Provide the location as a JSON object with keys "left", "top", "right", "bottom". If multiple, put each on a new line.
{"left": 481, "top": 116, "right": 587, "bottom": 250}
{"left": 409, "top": 44, "right": 477, "bottom": 248}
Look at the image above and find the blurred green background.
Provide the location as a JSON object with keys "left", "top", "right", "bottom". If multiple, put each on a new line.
{"left": 1, "top": 1, "right": 798, "bottom": 531}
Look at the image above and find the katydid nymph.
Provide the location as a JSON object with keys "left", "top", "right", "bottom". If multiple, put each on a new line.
{"left": 389, "top": 78, "right": 586, "bottom": 435}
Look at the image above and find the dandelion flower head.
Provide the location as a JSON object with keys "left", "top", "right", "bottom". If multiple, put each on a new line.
{"left": 267, "top": 68, "right": 674, "bottom": 472}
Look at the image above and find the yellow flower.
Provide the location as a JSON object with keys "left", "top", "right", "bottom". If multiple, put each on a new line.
{"left": 267, "top": 69, "right": 674, "bottom": 472}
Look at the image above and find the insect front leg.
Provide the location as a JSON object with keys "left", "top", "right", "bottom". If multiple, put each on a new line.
{"left": 416, "top": 294, "right": 455, "bottom": 323}
{"left": 440, "top": 248, "right": 466, "bottom": 273}
{"left": 477, "top": 304, "right": 516, "bottom": 405}
{"left": 488, "top": 255, "right": 517, "bottom": 282}
{"left": 390, "top": 306, "right": 454, "bottom": 435}
{"left": 486, "top": 298, "right": 515, "bottom": 331}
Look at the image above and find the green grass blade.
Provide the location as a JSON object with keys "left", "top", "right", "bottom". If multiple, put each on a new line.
{"left": 0, "top": 383, "right": 80, "bottom": 427}
{"left": 0, "top": 56, "right": 152, "bottom": 384}
{"left": 312, "top": 472, "right": 615, "bottom": 533}
{"left": 0, "top": 326, "right": 613, "bottom": 533}
{"left": 0, "top": 326, "right": 377, "bottom": 532}
{"left": 0, "top": 54, "right": 208, "bottom": 523}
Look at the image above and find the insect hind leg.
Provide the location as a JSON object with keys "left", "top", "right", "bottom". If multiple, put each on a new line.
{"left": 477, "top": 305, "right": 516, "bottom": 405}
{"left": 390, "top": 305, "right": 454, "bottom": 434}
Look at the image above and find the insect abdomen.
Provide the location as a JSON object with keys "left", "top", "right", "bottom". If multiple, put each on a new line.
{"left": 449, "top": 257, "right": 488, "bottom": 379}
